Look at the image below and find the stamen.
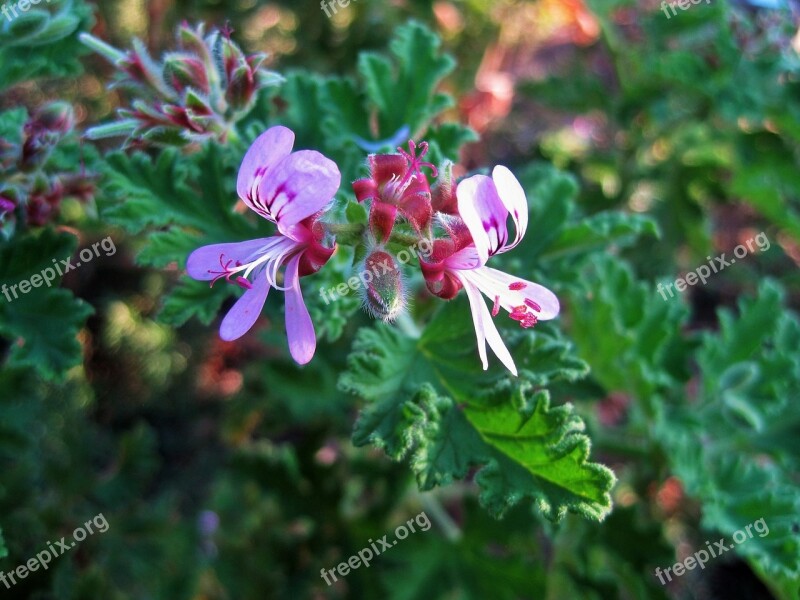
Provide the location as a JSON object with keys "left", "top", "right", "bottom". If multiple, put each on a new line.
{"left": 507, "top": 302, "right": 538, "bottom": 329}
{"left": 524, "top": 298, "right": 541, "bottom": 312}
{"left": 397, "top": 139, "right": 438, "bottom": 185}
{"left": 511, "top": 305, "right": 528, "bottom": 315}
{"left": 235, "top": 276, "right": 252, "bottom": 290}
{"left": 491, "top": 295, "right": 500, "bottom": 317}
{"left": 207, "top": 254, "right": 246, "bottom": 288}
{"left": 508, "top": 281, "right": 527, "bottom": 291}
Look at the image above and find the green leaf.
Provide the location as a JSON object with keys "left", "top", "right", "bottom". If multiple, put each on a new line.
{"left": 158, "top": 276, "right": 231, "bottom": 327}
{"left": 101, "top": 143, "right": 254, "bottom": 246}
{"left": 0, "top": 107, "right": 27, "bottom": 145}
{"left": 99, "top": 143, "right": 262, "bottom": 328}
{"left": 568, "top": 254, "right": 690, "bottom": 404}
{"left": 358, "top": 21, "right": 456, "bottom": 137}
{"left": 0, "top": 0, "right": 93, "bottom": 88}
{"left": 0, "top": 230, "right": 93, "bottom": 379}
{"left": 656, "top": 281, "right": 800, "bottom": 590}
{"left": 541, "top": 211, "right": 659, "bottom": 260}
{"left": 514, "top": 163, "right": 659, "bottom": 261}
{"left": 0, "top": 527, "right": 6, "bottom": 560}
{"left": 728, "top": 149, "right": 800, "bottom": 240}
{"left": 340, "top": 300, "right": 614, "bottom": 521}
{"left": 424, "top": 122, "right": 478, "bottom": 165}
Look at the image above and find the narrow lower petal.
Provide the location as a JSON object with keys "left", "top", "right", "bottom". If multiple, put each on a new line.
{"left": 219, "top": 271, "right": 270, "bottom": 341}
{"left": 186, "top": 238, "right": 278, "bottom": 281}
{"left": 492, "top": 165, "right": 528, "bottom": 253}
{"left": 237, "top": 126, "right": 295, "bottom": 207}
{"left": 473, "top": 266, "right": 560, "bottom": 320}
{"left": 283, "top": 253, "right": 317, "bottom": 364}
{"left": 256, "top": 150, "right": 341, "bottom": 240}
{"left": 458, "top": 273, "right": 518, "bottom": 376}
{"left": 456, "top": 174, "right": 507, "bottom": 265}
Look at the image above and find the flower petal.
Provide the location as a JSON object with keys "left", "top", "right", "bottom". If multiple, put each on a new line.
{"left": 368, "top": 153, "right": 408, "bottom": 184}
{"left": 256, "top": 150, "right": 341, "bottom": 239}
{"left": 186, "top": 238, "right": 277, "bottom": 281}
{"left": 283, "top": 253, "right": 317, "bottom": 364}
{"left": 457, "top": 272, "right": 518, "bottom": 376}
{"left": 492, "top": 165, "right": 528, "bottom": 253}
{"left": 456, "top": 174, "right": 508, "bottom": 265}
{"left": 237, "top": 126, "right": 295, "bottom": 209}
{"left": 445, "top": 245, "right": 482, "bottom": 270}
{"left": 471, "top": 266, "right": 560, "bottom": 320}
{"left": 219, "top": 271, "right": 270, "bottom": 341}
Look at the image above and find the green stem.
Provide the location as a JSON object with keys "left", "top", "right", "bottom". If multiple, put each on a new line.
{"left": 85, "top": 120, "right": 139, "bottom": 140}
{"left": 418, "top": 492, "right": 462, "bottom": 542}
{"left": 79, "top": 33, "right": 125, "bottom": 64}
{"left": 396, "top": 313, "right": 422, "bottom": 338}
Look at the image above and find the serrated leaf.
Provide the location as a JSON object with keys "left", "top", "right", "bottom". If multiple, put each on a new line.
{"left": 0, "top": 0, "right": 93, "bottom": 88}
{"left": 569, "top": 254, "right": 690, "bottom": 402}
{"left": 358, "top": 21, "right": 456, "bottom": 137}
{"left": 158, "top": 276, "right": 231, "bottom": 327}
{"left": 0, "top": 107, "right": 27, "bottom": 144}
{"left": 0, "top": 230, "right": 93, "bottom": 379}
{"left": 99, "top": 143, "right": 265, "bottom": 328}
{"left": 656, "top": 281, "right": 800, "bottom": 588}
{"left": 340, "top": 300, "right": 613, "bottom": 521}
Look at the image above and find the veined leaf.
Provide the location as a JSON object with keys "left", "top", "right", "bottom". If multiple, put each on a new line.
{"left": 340, "top": 300, "right": 614, "bottom": 521}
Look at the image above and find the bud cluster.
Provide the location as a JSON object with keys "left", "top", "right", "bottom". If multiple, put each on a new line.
{"left": 351, "top": 139, "right": 473, "bottom": 320}
{"left": 0, "top": 102, "right": 95, "bottom": 236}
{"left": 80, "top": 23, "right": 283, "bottom": 147}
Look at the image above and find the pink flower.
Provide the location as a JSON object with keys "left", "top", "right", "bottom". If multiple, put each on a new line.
{"left": 187, "top": 126, "right": 340, "bottom": 364}
{"left": 352, "top": 140, "right": 436, "bottom": 242}
{"left": 420, "top": 166, "right": 559, "bottom": 376}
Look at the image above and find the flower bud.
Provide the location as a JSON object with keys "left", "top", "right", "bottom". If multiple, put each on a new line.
{"left": 0, "top": 193, "right": 16, "bottom": 238}
{"left": 59, "top": 173, "right": 96, "bottom": 203}
{"left": 178, "top": 21, "right": 210, "bottom": 59}
{"left": 21, "top": 102, "right": 73, "bottom": 170}
{"left": 431, "top": 161, "right": 458, "bottom": 214}
{"left": 225, "top": 63, "right": 256, "bottom": 112}
{"left": 217, "top": 35, "right": 247, "bottom": 83}
{"left": 0, "top": 194, "right": 16, "bottom": 217}
{"left": 120, "top": 39, "right": 173, "bottom": 98}
{"left": 25, "top": 177, "right": 63, "bottom": 227}
{"left": 360, "top": 249, "right": 406, "bottom": 322}
{"left": 163, "top": 52, "right": 210, "bottom": 95}
{"left": 32, "top": 101, "right": 75, "bottom": 135}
